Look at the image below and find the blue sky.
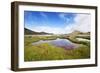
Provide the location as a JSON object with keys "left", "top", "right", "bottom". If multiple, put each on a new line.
{"left": 24, "top": 11, "right": 91, "bottom": 34}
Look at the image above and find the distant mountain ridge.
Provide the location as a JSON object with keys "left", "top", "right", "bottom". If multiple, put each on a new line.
{"left": 68, "top": 30, "right": 90, "bottom": 35}
{"left": 66, "top": 30, "right": 90, "bottom": 37}
{"left": 24, "top": 28, "right": 53, "bottom": 35}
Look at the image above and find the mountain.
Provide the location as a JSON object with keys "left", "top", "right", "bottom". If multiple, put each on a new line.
{"left": 24, "top": 28, "right": 53, "bottom": 35}
{"left": 66, "top": 30, "right": 90, "bottom": 37}
{"left": 67, "top": 30, "right": 82, "bottom": 36}
{"left": 25, "top": 28, "right": 38, "bottom": 35}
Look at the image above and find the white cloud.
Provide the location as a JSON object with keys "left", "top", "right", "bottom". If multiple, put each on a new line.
{"left": 65, "top": 14, "right": 91, "bottom": 33}
{"left": 31, "top": 26, "right": 66, "bottom": 34}
{"left": 40, "top": 12, "right": 48, "bottom": 19}
{"left": 59, "top": 13, "right": 72, "bottom": 24}
{"left": 59, "top": 13, "right": 66, "bottom": 19}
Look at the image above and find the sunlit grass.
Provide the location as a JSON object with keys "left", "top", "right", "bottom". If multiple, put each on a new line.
{"left": 24, "top": 36, "right": 90, "bottom": 61}
{"left": 24, "top": 43, "right": 66, "bottom": 61}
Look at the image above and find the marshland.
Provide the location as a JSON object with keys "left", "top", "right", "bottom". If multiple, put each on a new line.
{"left": 24, "top": 30, "right": 90, "bottom": 61}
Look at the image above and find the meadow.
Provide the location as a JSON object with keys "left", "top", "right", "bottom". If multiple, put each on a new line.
{"left": 24, "top": 35, "right": 90, "bottom": 61}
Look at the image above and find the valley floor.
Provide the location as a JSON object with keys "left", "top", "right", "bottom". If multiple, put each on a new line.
{"left": 24, "top": 35, "right": 90, "bottom": 61}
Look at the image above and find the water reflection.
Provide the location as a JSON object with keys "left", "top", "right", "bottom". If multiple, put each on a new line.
{"left": 32, "top": 38, "right": 78, "bottom": 49}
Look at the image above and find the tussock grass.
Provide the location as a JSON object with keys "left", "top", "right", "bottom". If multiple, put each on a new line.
{"left": 24, "top": 35, "right": 90, "bottom": 61}
{"left": 24, "top": 43, "right": 66, "bottom": 61}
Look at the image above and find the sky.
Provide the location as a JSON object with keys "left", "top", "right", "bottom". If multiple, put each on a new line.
{"left": 24, "top": 11, "right": 91, "bottom": 34}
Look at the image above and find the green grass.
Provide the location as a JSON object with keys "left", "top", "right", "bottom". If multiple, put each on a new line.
{"left": 66, "top": 36, "right": 90, "bottom": 46}
{"left": 24, "top": 36, "right": 90, "bottom": 61}
{"left": 24, "top": 43, "right": 66, "bottom": 61}
{"left": 24, "top": 36, "right": 57, "bottom": 45}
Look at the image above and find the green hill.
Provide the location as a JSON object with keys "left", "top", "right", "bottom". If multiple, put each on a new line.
{"left": 24, "top": 28, "right": 53, "bottom": 35}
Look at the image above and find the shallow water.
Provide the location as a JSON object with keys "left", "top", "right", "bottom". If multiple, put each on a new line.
{"left": 76, "top": 38, "right": 90, "bottom": 42}
{"left": 32, "top": 38, "right": 78, "bottom": 49}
